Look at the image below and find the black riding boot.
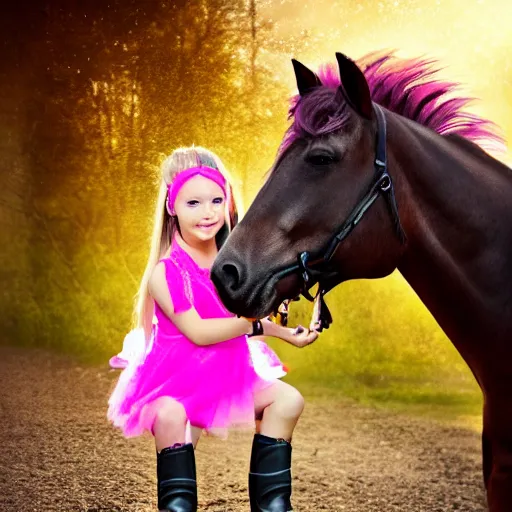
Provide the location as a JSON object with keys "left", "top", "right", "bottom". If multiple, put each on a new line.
{"left": 248, "top": 434, "right": 293, "bottom": 512}
{"left": 157, "top": 443, "right": 197, "bottom": 512}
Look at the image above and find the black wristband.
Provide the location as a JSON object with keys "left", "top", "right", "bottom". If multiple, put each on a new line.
{"left": 248, "top": 319, "right": 264, "bottom": 337}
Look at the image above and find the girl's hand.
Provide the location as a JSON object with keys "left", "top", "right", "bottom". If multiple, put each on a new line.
{"left": 285, "top": 325, "right": 319, "bottom": 348}
{"left": 260, "top": 318, "right": 319, "bottom": 348}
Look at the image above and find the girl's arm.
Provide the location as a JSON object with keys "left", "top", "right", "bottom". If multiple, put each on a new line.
{"left": 149, "top": 262, "right": 253, "bottom": 346}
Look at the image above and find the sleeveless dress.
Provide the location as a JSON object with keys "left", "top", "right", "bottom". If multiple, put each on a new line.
{"left": 107, "top": 238, "right": 286, "bottom": 438}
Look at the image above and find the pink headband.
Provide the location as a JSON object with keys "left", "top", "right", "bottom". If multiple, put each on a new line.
{"left": 167, "top": 165, "right": 227, "bottom": 214}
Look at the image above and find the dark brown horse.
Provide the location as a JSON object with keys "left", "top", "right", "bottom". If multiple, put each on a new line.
{"left": 211, "top": 51, "right": 512, "bottom": 510}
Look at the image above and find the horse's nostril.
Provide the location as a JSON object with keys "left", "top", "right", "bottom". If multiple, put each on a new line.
{"left": 222, "top": 263, "right": 241, "bottom": 291}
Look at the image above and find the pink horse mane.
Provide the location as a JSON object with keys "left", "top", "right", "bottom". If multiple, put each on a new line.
{"left": 282, "top": 51, "right": 505, "bottom": 154}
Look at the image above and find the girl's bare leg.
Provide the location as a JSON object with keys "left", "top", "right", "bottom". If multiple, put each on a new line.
{"left": 150, "top": 397, "right": 188, "bottom": 451}
{"left": 253, "top": 380, "right": 305, "bottom": 440}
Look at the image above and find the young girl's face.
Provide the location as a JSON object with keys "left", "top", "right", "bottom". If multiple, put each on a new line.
{"left": 174, "top": 175, "right": 226, "bottom": 243}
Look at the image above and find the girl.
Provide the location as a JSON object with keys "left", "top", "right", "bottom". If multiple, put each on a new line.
{"left": 107, "top": 147, "right": 319, "bottom": 512}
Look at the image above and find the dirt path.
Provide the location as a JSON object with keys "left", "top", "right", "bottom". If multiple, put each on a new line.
{"left": 0, "top": 345, "right": 486, "bottom": 511}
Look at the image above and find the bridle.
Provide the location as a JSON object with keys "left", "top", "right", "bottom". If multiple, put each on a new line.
{"left": 270, "top": 104, "right": 406, "bottom": 331}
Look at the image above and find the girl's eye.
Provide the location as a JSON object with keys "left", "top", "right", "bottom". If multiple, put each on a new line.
{"left": 213, "top": 197, "right": 224, "bottom": 205}
{"left": 187, "top": 200, "right": 199, "bottom": 206}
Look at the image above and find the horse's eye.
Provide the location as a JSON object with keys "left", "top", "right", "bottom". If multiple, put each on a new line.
{"left": 306, "top": 153, "right": 336, "bottom": 166}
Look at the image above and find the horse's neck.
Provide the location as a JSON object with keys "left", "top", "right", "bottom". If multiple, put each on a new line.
{"left": 390, "top": 115, "right": 512, "bottom": 346}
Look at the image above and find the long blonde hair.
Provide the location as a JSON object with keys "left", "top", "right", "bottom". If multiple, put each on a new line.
{"left": 133, "top": 146, "right": 242, "bottom": 342}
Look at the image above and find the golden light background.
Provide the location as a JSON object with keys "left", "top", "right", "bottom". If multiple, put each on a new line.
{"left": 259, "top": 0, "right": 511, "bottom": 165}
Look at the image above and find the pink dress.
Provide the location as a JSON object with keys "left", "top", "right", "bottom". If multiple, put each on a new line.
{"left": 107, "top": 239, "right": 286, "bottom": 438}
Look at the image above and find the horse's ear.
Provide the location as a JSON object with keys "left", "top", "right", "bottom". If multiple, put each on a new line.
{"left": 292, "top": 59, "right": 322, "bottom": 96}
{"left": 335, "top": 52, "right": 373, "bottom": 120}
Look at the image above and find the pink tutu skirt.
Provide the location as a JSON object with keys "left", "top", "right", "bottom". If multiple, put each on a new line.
{"left": 107, "top": 328, "right": 286, "bottom": 438}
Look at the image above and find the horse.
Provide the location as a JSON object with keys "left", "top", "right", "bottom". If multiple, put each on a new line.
{"left": 210, "top": 51, "right": 512, "bottom": 510}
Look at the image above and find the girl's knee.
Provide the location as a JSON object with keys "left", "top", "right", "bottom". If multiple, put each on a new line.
{"left": 277, "top": 386, "right": 305, "bottom": 419}
{"left": 154, "top": 397, "right": 187, "bottom": 429}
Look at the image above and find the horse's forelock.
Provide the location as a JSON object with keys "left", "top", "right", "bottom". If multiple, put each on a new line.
{"left": 280, "top": 76, "right": 352, "bottom": 154}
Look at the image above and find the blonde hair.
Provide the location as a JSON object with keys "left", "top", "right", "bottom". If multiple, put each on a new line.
{"left": 133, "top": 146, "right": 241, "bottom": 343}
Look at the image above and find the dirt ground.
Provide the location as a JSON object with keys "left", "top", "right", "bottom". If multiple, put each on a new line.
{"left": 0, "top": 345, "right": 487, "bottom": 512}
